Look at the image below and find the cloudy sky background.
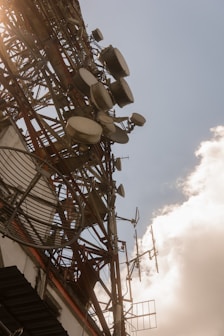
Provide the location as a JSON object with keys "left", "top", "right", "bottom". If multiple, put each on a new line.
{"left": 80, "top": 1, "right": 224, "bottom": 335}
{"left": 131, "top": 126, "right": 224, "bottom": 335}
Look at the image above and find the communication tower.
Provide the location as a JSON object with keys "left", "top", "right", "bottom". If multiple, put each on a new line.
{"left": 0, "top": 1, "right": 155, "bottom": 335}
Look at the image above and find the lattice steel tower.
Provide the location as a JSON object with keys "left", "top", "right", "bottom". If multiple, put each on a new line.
{"left": 0, "top": 1, "right": 146, "bottom": 335}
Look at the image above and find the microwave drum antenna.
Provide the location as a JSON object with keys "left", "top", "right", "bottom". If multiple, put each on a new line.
{"left": 130, "top": 113, "right": 146, "bottom": 127}
{"left": 66, "top": 116, "right": 103, "bottom": 144}
{"left": 109, "top": 78, "right": 134, "bottom": 108}
{"left": 100, "top": 45, "right": 130, "bottom": 79}
{"left": 90, "top": 82, "right": 114, "bottom": 110}
{"left": 92, "top": 28, "right": 104, "bottom": 42}
{"left": 73, "top": 68, "right": 98, "bottom": 96}
{"left": 105, "top": 125, "right": 129, "bottom": 144}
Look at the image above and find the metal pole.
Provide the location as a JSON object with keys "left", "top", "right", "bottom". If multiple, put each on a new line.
{"left": 108, "top": 188, "right": 126, "bottom": 336}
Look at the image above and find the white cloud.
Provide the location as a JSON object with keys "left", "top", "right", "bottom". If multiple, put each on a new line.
{"left": 129, "top": 125, "right": 224, "bottom": 336}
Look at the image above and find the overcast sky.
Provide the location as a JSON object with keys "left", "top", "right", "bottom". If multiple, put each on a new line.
{"left": 134, "top": 126, "right": 224, "bottom": 336}
{"left": 80, "top": 1, "right": 224, "bottom": 335}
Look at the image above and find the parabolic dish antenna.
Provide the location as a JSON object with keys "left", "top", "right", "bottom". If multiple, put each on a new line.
{"left": 90, "top": 82, "right": 114, "bottom": 110}
{"left": 66, "top": 116, "right": 103, "bottom": 144}
{"left": 130, "top": 113, "right": 146, "bottom": 126}
{"left": 73, "top": 67, "right": 98, "bottom": 96}
{"left": 92, "top": 28, "right": 104, "bottom": 42}
{"left": 106, "top": 125, "right": 129, "bottom": 144}
{"left": 100, "top": 45, "right": 130, "bottom": 79}
{"left": 109, "top": 78, "right": 134, "bottom": 108}
{"left": 0, "top": 147, "right": 84, "bottom": 249}
{"left": 97, "top": 111, "right": 116, "bottom": 135}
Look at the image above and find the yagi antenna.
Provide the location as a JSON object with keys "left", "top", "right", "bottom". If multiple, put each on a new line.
{"left": 116, "top": 206, "right": 139, "bottom": 226}
{"left": 116, "top": 207, "right": 142, "bottom": 281}
{"left": 117, "top": 207, "right": 159, "bottom": 284}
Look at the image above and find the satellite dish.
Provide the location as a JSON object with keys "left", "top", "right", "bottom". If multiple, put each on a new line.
{"left": 73, "top": 68, "right": 98, "bottom": 96}
{"left": 109, "top": 78, "right": 134, "bottom": 108}
{"left": 105, "top": 125, "right": 129, "bottom": 144}
{"left": 90, "top": 82, "right": 114, "bottom": 110}
{"left": 0, "top": 147, "right": 84, "bottom": 249}
{"left": 92, "top": 28, "right": 104, "bottom": 42}
{"left": 130, "top": 113, "right": 146, "bottom": 126}
{"left": 99, "top": 45, "right": 130, "bottom": 79}
{"left": 96, "top": 111, "right": 116, "bottom": 135}
{"left": 66, "top": 116, "right": 103, "bottom": 144}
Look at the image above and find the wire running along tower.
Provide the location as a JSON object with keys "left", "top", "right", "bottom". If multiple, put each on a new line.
{"left": 0, "top": 1, "right": 154, "bottom": 335}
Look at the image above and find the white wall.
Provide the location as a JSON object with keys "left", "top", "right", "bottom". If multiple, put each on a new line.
{"left": 0, "top": 235, "right": 91, "bottom": 336}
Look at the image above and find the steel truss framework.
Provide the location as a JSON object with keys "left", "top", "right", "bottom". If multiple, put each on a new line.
{"left": 0, "top": 1, "right": 142, "bottom": 335}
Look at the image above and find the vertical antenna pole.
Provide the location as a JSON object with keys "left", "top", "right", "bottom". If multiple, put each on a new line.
{"left": 108, "top": 188, "right": 126, "bottom": 336}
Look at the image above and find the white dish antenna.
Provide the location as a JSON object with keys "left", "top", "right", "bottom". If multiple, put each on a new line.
{"left": 90, "top": 82, "right": 114, "bottom": 110}
{"left": 130, "top": 113, "right": 146, "bottom": 127}
{"left": 66, "top": 116, "right": 103, "bottom": 144}
{"left": 73, "top": 67, "right": 98, "bottom": 96}
{"left": 92, "top": 28, "right": 104, "bottom": 42}
{"left": 100, "top": 45, "right": 130, "bottom": 79}
{"left": 105, "top": 125, "right": 129, "bottom": 144}
{"left": 96, "top": 111, "right": 116, "bottom": 135}
{"left": 109, "top": 78, "right": 134, "bottom": 107}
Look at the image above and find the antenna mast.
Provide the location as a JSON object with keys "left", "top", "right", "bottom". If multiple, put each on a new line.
{"left": 116, "top": 208, "right": 158, "bottom": 333}
{"left": 0, "top": 1, "right": 147, "bottom": 335}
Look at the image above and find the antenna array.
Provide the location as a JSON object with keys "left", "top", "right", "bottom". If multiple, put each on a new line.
{"left": 0, "top": 1, "right": 151, "bottom": 335}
